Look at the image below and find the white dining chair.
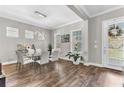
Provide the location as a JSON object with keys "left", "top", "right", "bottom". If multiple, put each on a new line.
{"left": 50, "top": 50, "right": 59, "bottom": 62}
{"left": 27, "top": 49, "right": 35, "bottom": 56}
{"left": 35, "top": 49, "right": 42, "bottom": 55}
{"left": 50, "top": 50, "right": 61, "bottom": 72}
{"left": 35, "top": 51, "right": 49, "bottom": 73}
{"left": 16, "top": 50, "right": 33, "bottom": 71}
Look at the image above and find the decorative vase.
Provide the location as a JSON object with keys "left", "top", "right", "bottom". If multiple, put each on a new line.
{"left": 73, "top": 59, "right": 80, "bottom": 65}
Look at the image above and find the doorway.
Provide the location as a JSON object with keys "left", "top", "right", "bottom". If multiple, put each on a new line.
{"left": 102, "top": 16, "right": 124, "bottom": 70}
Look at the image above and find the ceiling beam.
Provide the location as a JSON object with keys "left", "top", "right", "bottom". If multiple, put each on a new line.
{"left": 67, "top": 5, "right": 89, "bottom": 20}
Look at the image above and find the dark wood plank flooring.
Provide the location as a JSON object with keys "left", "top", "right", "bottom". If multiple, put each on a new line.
{"left": 2, "top": 60, "right": 123, "bottom": 87}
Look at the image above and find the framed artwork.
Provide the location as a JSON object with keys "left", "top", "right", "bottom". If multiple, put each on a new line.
{"left": 61, "top": 34, "right": 70, "bottom": 43}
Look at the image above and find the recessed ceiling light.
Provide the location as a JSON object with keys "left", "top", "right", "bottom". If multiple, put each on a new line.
{"left": 34, "top": 11, "right": 47, "bottom": 18}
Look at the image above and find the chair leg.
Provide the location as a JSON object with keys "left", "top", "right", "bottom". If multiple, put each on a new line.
{"left": 31, "top": 62, "right": 35, "bottom": 69}
{"left": 57, "top": 62, "right": 59, "bottom": 72}
{"left": 16, "top": 62, "right": 21, "bottom": 70}
{"left": 42, "top": 65, "right": 46, "bottom": 74}
{"left": 28, "top": 63, "right": 30, "bottom": 69}
{"left": 21, "top": 64, "right": 25, "bottom": 72}
{"left": 40, "top": 65, "right": 42, "bottom": 74}
{"left": 31, "top": 62, "right": 34, "bottom": 68}
{"left": 34, "top": 63, "right": 36, "bottom": 72}
{"left": 18, "top": 63, "right": 21, "bottom": 72}
{"left": 16, "top": 62, "right": 19, "bottom": 70}
{"left": 34, "top": 63, "right": 39, "bottom": 73}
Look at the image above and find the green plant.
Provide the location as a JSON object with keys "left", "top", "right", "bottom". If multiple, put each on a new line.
{"left": 48, "top": 44, "right": 52, "bottom": 57}
{"left": 65, "top": 52, "right": 84, "bottom": 62}
{"left": 74, "top": 42, "right": 80, "bottom": 52}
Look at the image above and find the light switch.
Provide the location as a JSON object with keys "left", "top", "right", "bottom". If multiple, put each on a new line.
{"left": 94, "top": 45, "right": 97, "bottom": 48}
{"left": 94, "top": 40, "right": 97, "bottom": 44}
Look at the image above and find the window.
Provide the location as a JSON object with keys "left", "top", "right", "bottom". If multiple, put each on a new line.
{"left": 25, "top": 30, "right": 34, "bottom": 39}
{"left": 6, "top": 27, "right": 19, "bottom": 38}
{"left": 72, "top": 31, "right": 82, "bottom": 52}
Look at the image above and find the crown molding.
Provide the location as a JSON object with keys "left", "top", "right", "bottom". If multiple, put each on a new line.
{"left": 54, "top": 19, "right": 83, "bottom": 30}
{"left": 90, "top": 6, "right": 124, "bottom": 18}
{"left": 78, "top": 5, "right": 91, "bottom": 17}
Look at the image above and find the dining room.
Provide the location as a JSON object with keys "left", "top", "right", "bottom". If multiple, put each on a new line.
{"left": 0, "top": 5, "right": 123, "bottom": 87}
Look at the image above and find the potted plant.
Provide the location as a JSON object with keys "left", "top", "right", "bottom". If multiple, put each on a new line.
{"left": 65, "top": 42, "right": 85, "bottom": 65}
{"left": 48, "top": 44, "right": 52, "bottom": 58}
{"left": 65, "top": 52, "right": 84, "bottom": 65}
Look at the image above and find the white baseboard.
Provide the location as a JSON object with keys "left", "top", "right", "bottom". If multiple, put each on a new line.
{"left": 2, "top": 60, "right": 122, "bottom": 71}
{"left": 84, "top": 62, "right": 103, "bottom": 67}
{"left": 84, "top": 62, "right": 122, "bottom": 71}
{"left": 103, "top": 64, "right": 122, "bottom": 71}
{"left": 2, "top": 60, "right": 17, "bottom": 65}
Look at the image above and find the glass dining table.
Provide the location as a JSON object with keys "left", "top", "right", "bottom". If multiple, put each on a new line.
{"left": 32, "top": 53, "right": 41, "bottom": 61}
{"left": 22, "top": 49, "right": 42, "bottom": 64}
{"left": 24, "top": 51, "right": 42, "bottom": 70}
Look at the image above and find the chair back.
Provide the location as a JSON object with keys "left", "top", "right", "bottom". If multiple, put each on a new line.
{"left": 16, "top": 50, "right": 24, "bottom": 64}
{"left": 27, "top": 49, "right": 35, "bottom": 56}
{"left": 52, "top": 50, "right": 59, "bottom": 61}
{"left": 35, "top": 49, "right": 42, "bottom": 55}
{"left": 40, "top": 51, "right": 49, "bottom": 65}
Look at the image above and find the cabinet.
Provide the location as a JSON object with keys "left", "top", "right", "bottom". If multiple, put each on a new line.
{"left": 0, "top": 74, "right": 6, "bottom": 87}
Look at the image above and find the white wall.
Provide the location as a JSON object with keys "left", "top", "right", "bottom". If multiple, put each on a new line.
{"left": 0, "top": 17, "right": 51, "bottom": 62}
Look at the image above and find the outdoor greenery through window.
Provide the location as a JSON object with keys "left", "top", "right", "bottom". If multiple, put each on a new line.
{"left": 72, "top": 31, "right": 82, "bottom": 52}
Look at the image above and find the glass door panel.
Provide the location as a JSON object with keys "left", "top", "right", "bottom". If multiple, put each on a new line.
{"left": 72, "top": 31, "right": 82, "bottom": 52}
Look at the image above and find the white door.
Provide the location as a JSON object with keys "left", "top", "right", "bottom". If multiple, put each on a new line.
{"left": 102, "top": 22, "right": 109, "bottom": 66}
{"left": 102, "top": 16, "right": 124, "bottom": 70}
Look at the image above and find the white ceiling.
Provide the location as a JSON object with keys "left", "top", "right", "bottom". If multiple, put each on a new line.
{"left": 0, "top": 5, "right": 82, "bottom": 30}
{"left": 0, "top": 5, "right": 124, "bottom": 30}
{"left": 79, "top": 5, "right": 124, "bottom": 18}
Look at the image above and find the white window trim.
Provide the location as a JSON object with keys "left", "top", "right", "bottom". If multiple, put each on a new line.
{"left": 54, "top": 32, "right": 61, "bottom": 50}
{"left": 25, "top": 30, "right": 34, "bottom": 39}
{"left": 70, "top": 28, "right": 82, "bottom": 52}
{"left": 6, "top": 26, "right": 19, "bottom": 38}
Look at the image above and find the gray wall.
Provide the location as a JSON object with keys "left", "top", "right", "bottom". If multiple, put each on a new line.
{"left": 0, "top": 17, "right": 51, "bottom": 62}
{"left": 88, "top": 7, "right": 124, "bottom": 64}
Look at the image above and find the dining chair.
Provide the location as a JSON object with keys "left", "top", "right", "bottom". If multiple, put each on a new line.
{"left": 34, "top": 51, "right": 49, "bottom": 73}
{"left": 50, "top": 50, "right": 59, "bottom": 62}
{"left": 35, "top": 49, "right": 42, "bottom": 55}
{"left": 16, "top": 50, "right": 33, "bottom": 71}
{"left": 27, "top": 49, "right": 35, "bottom": 57}
{"left": 49, "top": 50, "right": 61, "bottom": 72}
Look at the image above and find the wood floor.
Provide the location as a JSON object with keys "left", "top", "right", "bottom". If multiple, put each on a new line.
{"left": 3, "top": 60, "right": 123, "bottom": 87}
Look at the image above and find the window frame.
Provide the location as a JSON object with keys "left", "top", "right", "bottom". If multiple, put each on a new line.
{"left": 6, "top": 26, "right": 19, "bottom": 38}
{"left": 25, "top": 30, "right": 34, "bottom": 39}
